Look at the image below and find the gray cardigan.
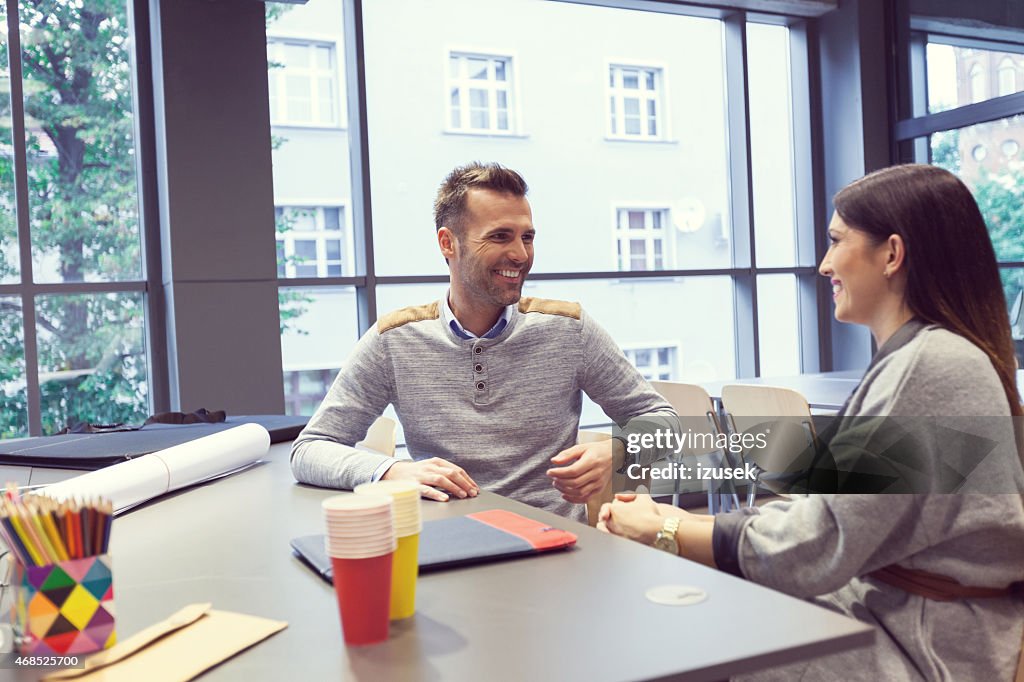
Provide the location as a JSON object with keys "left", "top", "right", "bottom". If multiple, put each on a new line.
{"left": 720, "top": 323, "right": 1024, "bottom": 681}
{"left": 289, "top": 297, "right": 675, "bottom": 520}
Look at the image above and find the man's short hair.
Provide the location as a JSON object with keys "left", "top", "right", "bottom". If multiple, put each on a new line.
{"left": 433, "top": 162, "right": 528, "bottom": 235}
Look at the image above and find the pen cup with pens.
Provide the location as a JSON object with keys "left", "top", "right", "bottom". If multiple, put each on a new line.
{"left": 1, "top": 493, "right": 117, "bottom": 655}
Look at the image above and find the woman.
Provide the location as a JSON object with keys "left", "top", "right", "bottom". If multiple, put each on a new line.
{"left": 601, "top": 164, "right": 1024, "bottom": 680}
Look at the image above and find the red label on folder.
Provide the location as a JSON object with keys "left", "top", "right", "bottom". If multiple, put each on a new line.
{"left": 466, "top": 510, "right": 577, "bottom": 551}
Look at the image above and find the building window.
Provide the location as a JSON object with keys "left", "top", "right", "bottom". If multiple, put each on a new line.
{"left": 276, "top": 206, "right": 348, "bottom": 278}
{"left": 998, "top": 57, "right": 1016, "bottom": 97}
{"left": 284, "top": 368, "right": 338, "bottom": 416}
{"left": 268, "top": 40, "right": 340, "bottom": 127}
{"left": 447, "top": 53, "right": 514, "bottom": 133}
{"left": 624, "top": 346, "right": 678, "bottom": 381}
{"left": 615, "top": 208, "right": 671, "bottom": 271}
{"left": 969, "top": 63, "right": 985, "bottom": 103}
{"left": 608, "top": 65, "right": 664, "bottom": 139}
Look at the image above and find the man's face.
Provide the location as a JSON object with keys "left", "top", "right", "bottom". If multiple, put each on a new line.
{"left": 441, "top": 188, "right": 535, "bottom": 309}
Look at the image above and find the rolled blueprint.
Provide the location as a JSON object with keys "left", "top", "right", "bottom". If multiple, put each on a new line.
{"left": 42, "top": 423, "right": 271, "bottom": 512}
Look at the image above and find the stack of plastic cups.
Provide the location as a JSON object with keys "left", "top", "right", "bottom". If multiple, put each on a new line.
{"left": 354, "top": 481, "right": 423, "bottom": 620}
{"left": 321, "top": 494, "right": 396, "bottom": 645}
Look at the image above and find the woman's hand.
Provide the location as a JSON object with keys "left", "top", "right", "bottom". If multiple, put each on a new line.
{"left": 596, "top": 493, "right": 665, "bottom": 544}
{"left": 597, "top": 493, "right": 718, "bottom": 567}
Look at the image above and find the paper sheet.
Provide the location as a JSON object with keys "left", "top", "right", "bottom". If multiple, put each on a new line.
{"left": 42, "top": 424, "right": 270, "bottom": 512}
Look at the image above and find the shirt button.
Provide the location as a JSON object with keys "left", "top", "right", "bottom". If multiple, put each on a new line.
{"left": 474, "top": 347, "right": 483, "bottom": 354}
{"left": 474, "top": 364, "right": 483, "bottom": 373}
{"left": 476, "top": 382, "right": 485, "bottom": 390}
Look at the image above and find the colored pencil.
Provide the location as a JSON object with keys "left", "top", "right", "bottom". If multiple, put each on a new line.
{"left": 0, "top": 492, "right": 114, "bottom": 566}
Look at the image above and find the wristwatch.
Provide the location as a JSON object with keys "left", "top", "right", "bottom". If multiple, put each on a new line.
{"left": 652, "top": 517, "right": 681, "bottom": 555}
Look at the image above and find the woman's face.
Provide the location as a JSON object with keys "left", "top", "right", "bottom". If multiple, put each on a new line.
{"left": 818, "top": 213, "right": 892, "bottom": 326}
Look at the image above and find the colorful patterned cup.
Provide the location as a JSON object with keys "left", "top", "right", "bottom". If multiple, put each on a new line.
{"left": 12, "top": 554, "right": 117, "bottom": 655}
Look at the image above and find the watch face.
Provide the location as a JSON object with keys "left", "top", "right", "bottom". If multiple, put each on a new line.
{"left": 653, "top": 534, "right": 677, "bottom": 554}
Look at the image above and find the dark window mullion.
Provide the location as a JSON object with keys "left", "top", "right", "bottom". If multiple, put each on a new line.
{"left": 6, "top": 0, "right": 41, "bottom": 436}
{"left": 344, "top": 0, "right": 376, "bottom": 337}
{"left": 724, "top": 12, "right": 758, "bottom": 378}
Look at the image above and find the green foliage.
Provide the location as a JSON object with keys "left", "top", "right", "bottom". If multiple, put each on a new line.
{"left": 972, "top": 167, "right": 1024, "bottom": 264}
{"left": 930, "top": 129, "right": 961, "bottom": 176}
{"left": 1, "top": 1, "right": 146, "bottom": 437}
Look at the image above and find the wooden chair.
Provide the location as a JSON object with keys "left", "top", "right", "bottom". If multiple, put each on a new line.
{"left": 650, "top": 381, "right": 731, "bottom": 510}
{"left": 356, "top": 416, "right": 397, "bottom": 456}
{"left": 720, "top": 384, "right": 818, "bottom": 502}
{"left": 579, "top": 430, "right": 652, "bottom": 527}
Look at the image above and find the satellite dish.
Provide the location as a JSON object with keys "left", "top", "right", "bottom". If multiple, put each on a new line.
{"left": 673, "top": 198, "right": 706, "bottom": 233}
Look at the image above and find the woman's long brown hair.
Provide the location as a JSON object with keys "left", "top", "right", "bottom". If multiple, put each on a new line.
{"left": 833, "top": 164, "right": 1023, "bottom": 419}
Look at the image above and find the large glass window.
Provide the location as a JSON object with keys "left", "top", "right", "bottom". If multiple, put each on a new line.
{"left": 926, "top": 42, "right": 1024, "bottom": 114}
{"left": 365, "top": 1, "right": 732, "bottom": 276}
{"left": 757, "top": 274, "right": 801, "bottom": 377}
{"left": 748, "top": 23, "right": 797, "bottom": 268}
{"left": 35, "top": 293, "right": 149, "bottom": 434}
{"left": 265, "top": 0, "right": 819, "bottom": 429}
{"left": 279, "top": 286, "right": 359, "bottom": 416}
{"left": 2, "top": 1, "right": 150, "bottom": 437}
{"left": 268, "top": 1, "right": 356, "bottom": 415}
{"left": 906, "top": 29, "right": 1024, "bottom": 367}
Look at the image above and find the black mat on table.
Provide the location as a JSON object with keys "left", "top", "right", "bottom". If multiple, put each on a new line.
{"left": 0, "top": 415, "right": 308, "bottom": 470}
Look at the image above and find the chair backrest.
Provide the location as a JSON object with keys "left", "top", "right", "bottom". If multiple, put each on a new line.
{"left": 578, "top": 429, "right": 652, "bottom": 527}
{"left": 356, "top": 416, "right": 397, "bottom": 456}
{"left": 579, "top": 430, "right": 613, "bottom": 527}
{"left": 649, "top": 380, "right": 722, "bottom": 457}
{"left": 720, "top": 384, "right": 817, "bottom": 477}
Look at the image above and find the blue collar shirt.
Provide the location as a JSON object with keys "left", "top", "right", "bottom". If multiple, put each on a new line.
{"left": 441, "top": 291, "right": 514, "bottom": 340}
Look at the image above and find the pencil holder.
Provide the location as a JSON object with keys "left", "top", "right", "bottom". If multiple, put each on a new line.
{"left": 11, "top": 554, "right": 117, "bottom": 655}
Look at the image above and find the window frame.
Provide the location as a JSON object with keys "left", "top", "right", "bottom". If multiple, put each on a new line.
{"left": 267, "top": 34, "right": 344, "bottom": 129}
{"left": 605, "top": 61, "right": 670, "bottom": 141}
{"left": 275, "top": 203, "right": 354, "bottom": 279}
{"left": 897, "top": 26, "right": 1024, "bottom": 367}
{"left": 444, "top": 48, "right": 520, "bottom": 136}
{"left": 621, "top": 342, "right": 681, "bottom": 381}
{"left": 0, "top": 0, "right": 163, "bottom": 437}
{"left": 611, "top": 205, "right": 675, "bottom": 271}
{"left": 270, "top": 2, "right": 827, "bottom": 430}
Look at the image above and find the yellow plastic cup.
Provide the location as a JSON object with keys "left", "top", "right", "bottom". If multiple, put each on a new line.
{"left": 389, "top": 533, "right": 420, "bottom": 620}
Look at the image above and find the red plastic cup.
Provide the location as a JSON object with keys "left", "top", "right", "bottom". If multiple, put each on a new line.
{"left": 330, "top": 553, "right": 393, "bottom": 645}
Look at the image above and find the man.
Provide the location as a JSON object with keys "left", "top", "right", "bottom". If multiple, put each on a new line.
{"left": 290, "top": 162, "right": 674, "bottom": 520}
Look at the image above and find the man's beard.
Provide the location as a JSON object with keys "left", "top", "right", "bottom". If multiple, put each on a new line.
{"left": 458, "top": 251, "right": 526, "bottom": 307}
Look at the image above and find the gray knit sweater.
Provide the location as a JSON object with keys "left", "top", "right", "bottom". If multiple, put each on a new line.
{"left": 290, "top": 297, "right": 675, "bottom": 520}
{"left": 721, "top": 324, "right": 1024, "bottom": 681}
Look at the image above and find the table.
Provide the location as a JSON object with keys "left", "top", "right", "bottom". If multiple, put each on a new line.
{"left": 705, "top": 369, "right": 1024, "bottom": 411}
{"left": 9, "top": 443, "right": 873, "bottom": 681}
{"left": 701, "top": 370, "right": 864, "bottom": 412}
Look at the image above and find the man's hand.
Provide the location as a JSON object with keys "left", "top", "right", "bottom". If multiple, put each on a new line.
{"left": 546, "top": 438, "right": 618, "bottom": 504}
{"left": 382, "top": 458, "right": 479, "bottom": 502}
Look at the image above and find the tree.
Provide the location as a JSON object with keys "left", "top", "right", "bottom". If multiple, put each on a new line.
{"left": 0, "top": 2, "right": 310, "bottom": 439}
{"left": 1, "top": 1, "right": 146, "bottom": 437}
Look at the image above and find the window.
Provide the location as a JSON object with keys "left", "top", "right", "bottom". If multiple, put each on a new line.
{"left": 969, "top": 62, "right": 985, "bottom": 103}
{"left": 2, "top": 1, "right": 150, "bottom": 438}
{"left": 276, "top": 206, "right": 349, "bottom": 278}
{"left": 268, "top": 40, "right": 340, "bottom": 127}
{"left": 284, "top": 368, "right": 339, "bottom": 416}
{"left": 608, "top": 65, "right": 664, "bottom": 139}
{"left": 447, "top": 53, "right": 515, "bottom": 133}
{"left": 623, "top": 346, "right": 678, "bottom": 381}
{"left": 614, "top": 208, "right": 672, "bottom": 271}
{"left": 998, "top": 58, "right": 1017, "bottom": 97}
